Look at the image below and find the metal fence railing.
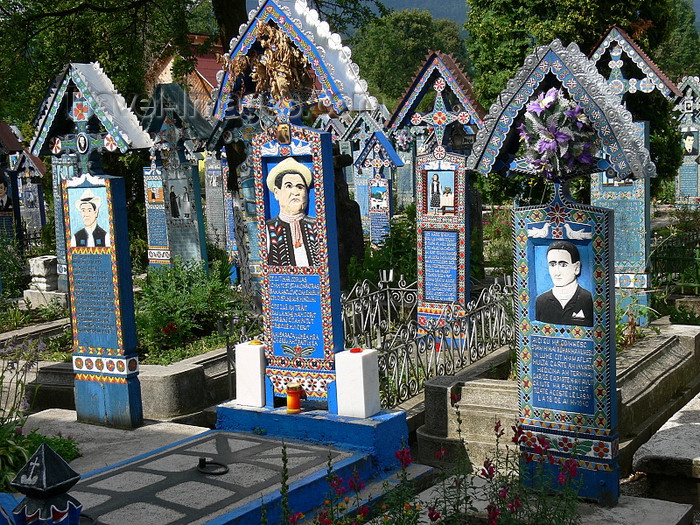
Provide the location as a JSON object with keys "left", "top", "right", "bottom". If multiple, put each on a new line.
{"left": 650, "top": 229, "right": 700, "bottom": 294}
{"left": 372, "top": 280, "right": 515, "bottom": 408}
{"left": 225, "top": 275, "right": 516, "bottom": 409}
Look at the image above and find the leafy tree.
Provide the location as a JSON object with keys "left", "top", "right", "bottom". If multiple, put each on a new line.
{"left": 465, "top": 0, "right": 676, "bottom": 106}
{"left": 351, "top": 9, "right": 466, "bottom": 102}
{"left": 650, "top": 0, "right": 700, "bottom": 81}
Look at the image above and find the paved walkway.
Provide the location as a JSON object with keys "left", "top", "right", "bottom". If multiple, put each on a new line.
{"left": 8, "top": 406, "right": 697, "bottom": 525}
{"left": 17, "top": 410, "right": 355, "bottom": 525}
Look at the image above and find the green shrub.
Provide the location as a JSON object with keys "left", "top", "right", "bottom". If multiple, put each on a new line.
{"left": 347, "top": 203, "right": 417, "bottom": 288}
{"left": 483, "top": 206, "right": 513, "bottom": 276}
{"left": 669, "top": 304, "right": 700, "bottom": 325}
{"left": 135, "top": 258, "right": 241, "bottom": 360}
{"left": 0, "top": 238, "right": 28, "bottom": 300}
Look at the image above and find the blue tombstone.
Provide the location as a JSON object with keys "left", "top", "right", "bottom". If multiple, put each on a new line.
{"left": 675, "top": 76, "right": 700, "bottom": 202}
{"left": 63, "top": 174, "right": 142, "bottom": 427}
{"left": 589, "top": 26, "right": 681, "bottom": 325}
{"left": 354, "top": 131, "right": 403, "bottom": 247}
{"left": 30, "top": 62, "right": 151, "bottom": 428}
{"left": 339, "top": 112, "right": 384, "bottom": 232}
{"left": 467, "top": 39, "right": 657, "bottom": 504}
{"left": 253, "top": 123, "right": 343, "bottom": 402}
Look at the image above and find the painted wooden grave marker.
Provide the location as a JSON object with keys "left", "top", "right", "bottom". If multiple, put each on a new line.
{"left": 589, "top": 26, "right": 680, "bottom": 324}
{"left": 467, "top": 39, "right": 657, "bottom": 504}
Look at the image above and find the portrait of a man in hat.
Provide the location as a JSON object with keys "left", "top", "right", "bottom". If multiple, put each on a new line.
{"left": 266, "top": 157, "right": 319, "bottom": 267}
{"left": 71, "top": 188, "right": 110, "bottom": 248}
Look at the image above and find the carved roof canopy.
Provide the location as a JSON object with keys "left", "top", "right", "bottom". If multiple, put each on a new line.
{"left": 467, "top": 39, "right": 655, "bottom": 180}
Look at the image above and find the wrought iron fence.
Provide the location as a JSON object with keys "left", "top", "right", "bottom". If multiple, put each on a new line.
{"left": 374, "top": 280, "right": 515, "bottom": 408}
{"left": 650, "top": 229, "right": 700, "bottom": 294}
{"left": 341, "top": 272, "right": 418, "bottom": 350}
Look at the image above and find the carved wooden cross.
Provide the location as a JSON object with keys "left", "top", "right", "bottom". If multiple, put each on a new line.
{"left": 409, "top": 78, "right": 470, "bottom": 159}
{"left": 48, "top": 90, "right": 116, "bottom": 175}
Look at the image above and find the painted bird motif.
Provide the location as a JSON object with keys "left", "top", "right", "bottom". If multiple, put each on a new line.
{"left": 527, "top": 223, "right": 549, "bottom": 238}
{"left": 564, "top": 223, "right": 593, "bottom": 240}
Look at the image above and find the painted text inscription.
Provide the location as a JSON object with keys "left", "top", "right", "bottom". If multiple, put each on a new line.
{"left": 531, "top": 335, "right": 595, "bottom": 414}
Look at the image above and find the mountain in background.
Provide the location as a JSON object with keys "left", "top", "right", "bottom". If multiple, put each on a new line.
{"left": 381, "top": 0, "right": 467, "bottom": 27}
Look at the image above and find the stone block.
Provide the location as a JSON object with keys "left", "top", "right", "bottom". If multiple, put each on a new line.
{"left": 335, "top": 348, "right": 381, "bottom": 418}
{"left": 22, "top": 289, "right": 68, "bottom": 309}
{"left": 28, "top": 255, "right": 58, "bottom": 291}
{"left": 235, "top": 341, "right": 266, "bottom": 407}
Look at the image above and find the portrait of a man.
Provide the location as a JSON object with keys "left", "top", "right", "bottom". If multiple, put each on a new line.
{"left": 535, "top": 240, "right": 593, "bottom": 327}
{"left": 266, "top": 157, "right": 319, "bottom": 267}
{"left": 683, "top": 131, "right": 698, "bottom": 156}
{"left": 71, "top": 188, "right": 110, "bottom": 248}
{"left": 0, "top": 175, "right": 13, "bottom": 211}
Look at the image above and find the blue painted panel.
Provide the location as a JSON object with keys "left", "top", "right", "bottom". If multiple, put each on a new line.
{"left": 679, "top": 163, "right": 698, "bottom": 198}
{"left": 72, "top": 252, "right": 118, "bottom": 349}
{"left": 423, "top": 230, "right": 458, "bottom": 303}
{"left": 147, "top": 207, "right": 168, "bottom": 247}
{"left": 269, "top": 273, "right": 324, "bottom": 358}
{"left": 369, "top": 211, "right": 390, "bottom": 245}
{"left": 531, "top": 335, "right": 595, "bottom": 414}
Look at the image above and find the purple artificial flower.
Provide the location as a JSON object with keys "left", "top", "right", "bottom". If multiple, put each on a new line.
{"left": 526, "top": 100, "right": 545, "bottom": 116}
{"left": 517, "top": 122, "right": 530, "bottom": 141}
{"left": 542, "top": 87, "right": 559, "bottom": 108}
{"left": 562, "top": 151, "right": 575, "bottom": 170}
{"left": 536, "top": 123, "right": 571, "bottom": 154}
{"left": 564, "top": 104, "right": 590, "bottom": 130}
{"left": 577, "top": 149, "right": 595, "bottom": 164}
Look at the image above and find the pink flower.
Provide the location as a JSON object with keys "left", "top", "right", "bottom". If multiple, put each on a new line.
{"left": 494, "top": 420, "right": 505, "bottom": 439}
{"left": 487, "top": 503, "right": 501, "bottom": 525}
{"left": 428, "top": 505, "right": 442, "bottom": 521}
{"left": 511, "top": 424, "right": 524, "bottom": 445}
{"left": 357, "top": 505, "right": 370, "bottom": 518}
{"left": 288, "top": 512, "right": 304, "bottom": 524}
{"left": 507, "top": 496, "right": 522, "bottom": 512}
{"left": 481, "top": 459, "right": 495, "bottom": 479}
{"left": 395, "top": 447, "right": 413, "bottom": 469}
{"left": 348, "top": 471, "right": 365, "bottom": 492}
{"left": 434, "top": 448, "right": 447, "bottom": 460}
{"left": 330, "top": 475, "right": 347, "bottom": 495}
{"left": 498, "top": 487, "right": 508, "bottom": 499}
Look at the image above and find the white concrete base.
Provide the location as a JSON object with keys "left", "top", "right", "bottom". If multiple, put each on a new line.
{"left": 22, "top": 288, "right": 68, "bottom": 308}
{"left": 335, "top": 348, "right": 381, "bottom": 418}
{"left": 234, "top": 341, "right": 266, "bottom": 407}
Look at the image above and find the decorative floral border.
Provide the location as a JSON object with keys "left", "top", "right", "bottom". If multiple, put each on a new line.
{"left": 73, "top": 355, "right": 138, "bottom": 377}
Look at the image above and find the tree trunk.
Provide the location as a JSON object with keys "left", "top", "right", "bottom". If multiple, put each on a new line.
{"left": 211, "top": 0, "right": 248, "bottom": 51}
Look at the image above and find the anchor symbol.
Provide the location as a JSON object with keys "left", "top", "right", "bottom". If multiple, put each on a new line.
{"left": 20, "top": 458, "right": 40, "bottom": 485}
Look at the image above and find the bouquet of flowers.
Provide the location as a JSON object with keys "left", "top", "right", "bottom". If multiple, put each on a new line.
{"left": 517, "top": 87, "right": 600, "bottom": 182}
{"left": 395, "top": 129, "right": 413, "bottom": 151}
